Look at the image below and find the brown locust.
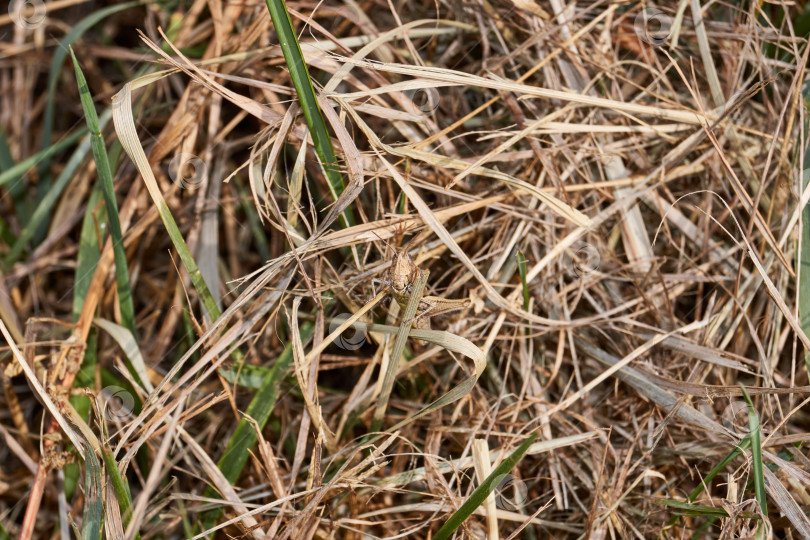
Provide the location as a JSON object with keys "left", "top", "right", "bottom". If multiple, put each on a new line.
{"left": 373, "top": 250, "right": 469, "bottom": 330}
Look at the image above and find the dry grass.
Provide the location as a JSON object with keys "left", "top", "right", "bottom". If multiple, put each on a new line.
{"left": 2, "top": 0, "right": 810, "bottom": 538}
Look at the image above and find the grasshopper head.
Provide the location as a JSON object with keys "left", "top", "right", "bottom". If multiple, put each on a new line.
{"left": 389, "top": 250, "right": 418, "bottom": 294}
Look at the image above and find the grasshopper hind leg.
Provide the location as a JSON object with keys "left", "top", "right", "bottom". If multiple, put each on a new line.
{"left": 409, "top": 302, "right": 434, "bottom": 330}
{"left": 414, "top": 317, "right": 431, "bottom": 330}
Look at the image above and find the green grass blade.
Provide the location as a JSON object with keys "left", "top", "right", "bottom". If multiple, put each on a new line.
{"left": 0, "top": 127, "right": 86, "bottom": 188}
{"left": 163, "top": 201, "right": 219, "bottom": 318}
{"left": 65, "top": 329, "right": 98, "bottom": 500}
{"left": 34, "top": 2, "right": 135, "bottom": 242}
{"left": 71, "top": 48, "right": 137, "bottom": 341}
{"left": 263, "top": 0, "right": 354, "bottom": 228}
{"left": 740, "top": 385, "right": 768, "bottom": 519}
{"left": 199, "top": 320, "right": 316, "bottom": 528}
{"left": 220, "top": 363, "right": 275, "bottom": 389}
{"left": 433, "top": 431, "right": 539, "bottom": 540}
{"left": 0, "top": 124, "right": 26, "bottom": 232}
{"left": 799, "top": 80, "right": 810, "bottom": 374}
{"left": 112, "top": 84, "right": 220, "bottom": 321}
{"left": 2, "top": 116, "right": 106, "bottom": 269}
{"left": 101, "top": 448, "right": 137, "bottom": 539}
{"left": 237, "top": 182, "right": 271, "bottom": 262}
{"left": 80, "top": 444, "right": 103, "bottom": 540}
{"left": 516, "top": 249, "right": 529, "bottom": 311}
{"left": 32, "top": 2, "right": 137, "bottom": 242}
{"left": 663, "top": 434, "right": 752, "bottom": 531}
{"left": 220, "top": 320, "right": 315, "bottom": 479}
{"left": 659, "top": 500, "right": 759, "bottom": 519}
{"left": 72, "top": 182, "right": 106, "bottom": 321}
{"left": 686, "top": 435, "right": 751, "bottom": 503}
{"left": 39, "top": 1, "right": 141, "bottom": 169}
{"left": 659, "top": 500, "right": 731, "bottom": 517}
{"left": 0, "top": 124, "right": 17, "bottom": 172}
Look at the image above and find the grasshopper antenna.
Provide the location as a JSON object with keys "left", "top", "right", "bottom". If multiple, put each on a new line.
{"left": 371, "top": 229, "right": 394, "bottom": 260}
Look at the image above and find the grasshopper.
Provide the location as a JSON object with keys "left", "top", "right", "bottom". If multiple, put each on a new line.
{"left": 373, "top": 249, "right": 470, "bottom": 330}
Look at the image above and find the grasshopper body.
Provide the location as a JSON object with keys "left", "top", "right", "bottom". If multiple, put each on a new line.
{"left": 376, "top": 250, "right": 469, "bottom": 330}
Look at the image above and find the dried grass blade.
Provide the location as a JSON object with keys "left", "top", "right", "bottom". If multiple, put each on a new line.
{"left": 315, "top": 94, "right": 365, "bottom": 235}
{"left": 472, "top": 439, "right": 499, "bottom": 540}
{"left": 578, "top": 338, "right": 729, "bottom": 437}
{"left": 369, "top": 147, "right": 567, "bottom": 326}
{"left": 378, "top": 431, "right": 597, "bottom": 487}
{"left": 291, "top": 297, "right": 338, "bottom": 449}
{"left": 287, "top": 128, "right": 308, "bottom": 227}
{"left": 179, "top": 426, "right": 266, "bottom": 539}
{"left": 762, "top": 466, "right": 810, "bottom": 537}
{"left": 344, "top": 103, "right": 591, "bottom": 228}
{"left": 0, "top": 319, "right": 83, "bottom": 450}
{"left": 100, "top": 448, "right": 136, "bottom": 538}
{"left": 111, "top": 82, "right": 220, "bottom": 320}
{"left": 104, "top": 479, "right": 126, "bottom": 540}
{"left": 335, "top": 58, "right": 709, "bottom": 124}
{"left": 333, "top": 318, "right": 486, "bottom": 434}
{"left": 93, "top": 318, "right": 153, "bottom": 393}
